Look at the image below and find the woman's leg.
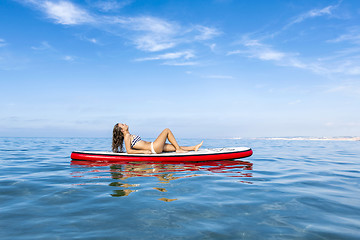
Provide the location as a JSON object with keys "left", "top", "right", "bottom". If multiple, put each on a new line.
{"left": 163, "top": 143, "right": 176, "bottom": 152}
{"left": 180, "top": 143, "right": 203, "bottom": 151}
{"left": 163, "top": 142, "right": 203, "bottom": 152}
{"left": 156, "top": 136, "right": 204, "bottom": 153}
{"left": 153, "top": 128, "right": 187, "bottom": 153}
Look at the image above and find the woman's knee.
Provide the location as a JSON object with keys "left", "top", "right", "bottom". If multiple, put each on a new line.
{"left": 163, "top": 128, "right": 171, "bottom": 133}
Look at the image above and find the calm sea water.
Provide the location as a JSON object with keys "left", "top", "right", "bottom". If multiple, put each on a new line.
{"left": 0, "top": 137, "right": 359, "bottom": 239}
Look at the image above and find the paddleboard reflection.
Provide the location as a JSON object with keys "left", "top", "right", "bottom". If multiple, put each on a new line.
{"left": 71, "top": 160, "right": 253, "bottom": 199}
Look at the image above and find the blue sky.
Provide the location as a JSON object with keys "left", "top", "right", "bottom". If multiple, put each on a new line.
{"left": 1, "top": 0, "right": 360, "bottom": 138}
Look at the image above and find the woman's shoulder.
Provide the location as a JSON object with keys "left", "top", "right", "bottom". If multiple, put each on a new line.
{"left": 123, "top": 133, "right": 131, "bottom": 139}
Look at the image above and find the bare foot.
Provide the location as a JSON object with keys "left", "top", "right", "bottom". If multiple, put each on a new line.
{"left": 176, "top": 148, "right": 188, "bottom": 153}
{"left": 194, "top": 141, "right": 203, "bottom": 152}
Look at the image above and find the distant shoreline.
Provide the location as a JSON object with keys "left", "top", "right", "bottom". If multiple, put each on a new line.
{"left": 0, "top": 136, "right": 359, "bottom": 141}
{"left": 230, "top": 137, "right": 360, "bottom": 141}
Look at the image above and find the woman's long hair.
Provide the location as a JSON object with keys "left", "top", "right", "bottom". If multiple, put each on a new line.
{"left": 112, "top": 123, "right": 124, "bottom": 153}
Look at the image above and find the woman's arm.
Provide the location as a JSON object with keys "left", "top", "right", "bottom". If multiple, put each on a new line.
{"left": 123, "top": 133, "right": 151, "bottom": 154}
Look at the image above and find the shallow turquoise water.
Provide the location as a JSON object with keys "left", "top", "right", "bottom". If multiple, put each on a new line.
{"left": 0, "top": 137, "right": 359, "bottom": 239}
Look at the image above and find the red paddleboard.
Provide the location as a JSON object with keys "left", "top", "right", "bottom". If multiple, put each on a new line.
{"left": 70, "top": 147, "right": 253, "bottom": 162}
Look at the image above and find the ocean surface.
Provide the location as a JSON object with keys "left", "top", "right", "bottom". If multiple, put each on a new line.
{"left": 0, "top": 137, "right": 359, "bottom": 240}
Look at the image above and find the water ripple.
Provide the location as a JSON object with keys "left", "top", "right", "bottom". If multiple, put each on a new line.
{"left": 0, "top": 137, "right": 359, "bottom": 239}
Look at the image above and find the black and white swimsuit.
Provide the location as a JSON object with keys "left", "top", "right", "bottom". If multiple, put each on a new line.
{"left": 130, "top": 135, "right": 141, "bottom": 148}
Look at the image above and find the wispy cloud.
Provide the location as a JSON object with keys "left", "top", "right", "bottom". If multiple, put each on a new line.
{"left": 228, "top": 36, "right": 332, "bottom": 75}
{"left": 38, "top": 0, "right": 94, "bottom": 25}
{"left": 328, "top": 27, "right": 360, "bottom": 44}
{"left": 162, "top": 61, "right": 198, "bottom": 66}
{"left": 203, "top": 75, "right": 234, "bottom": 79}
{"left": 325, "top": 79, "right": 360, "bottom": 95}
{"left": 253, "top": 3, "right": 342, "bottom": 40}
{"left": 329, "top": 58, "right": 360, "bottom": 75}
{"left": 86, "top": 37, "right": 98, "bottom": 44}
{"left": 228, "top": 37, "right": 288, "bottom": 61}
{"left": 285, "top": 4, "right": 339, "bottom": 29}
{"left": 78, "top": 36, "right": 99, "bottom": 44}
{"left": 194, "top": 25, "right": 221, "bottom": 40}
{"left": 118, "top": 16, "right": 178, "bottom": 35}
{"left": 0, "top": 39, "right": 6, "bottom": 47}
{"left": 293, "top": 5, "right": 335, "bottom": 22}
{"left": 31, "top": 41, "right": 53, "bottom": 50}
{"left": 115, "top": 16, "right": 179, "bottom": 52}
{"left": 227, "top": 1, "right": 360, "bottom": 77}
{"left": 135, "top": 51, "right": 195, "bottom": 62}
{"left": 107, "top": 16, "right": 220, "bottom": 52}
{"left": 91, "top": 0, "right": 133, "bottom": 12}
{"left": 230, "top": 35, "right": 360, "bottom": 76}
{"left": 63, "top": 55, "right": 76, "bottom": 61}
{"left": 30, "top": 41, "right": 81, "bottom": 63}
{"left": 208, "top": 43, "right": 216, "bottom": 52}
{"left": 0, "top": 51, "right": 30, "bottom": 70}
{"left": 288, "top": 99, "right": 302, "bottom": 105}
{"left": 21, "top": 1, "right": 220, "bottom": 55}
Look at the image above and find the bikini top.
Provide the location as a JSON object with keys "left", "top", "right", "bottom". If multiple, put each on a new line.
{"left": 130, "top": 135, "right": 142, "bottom": 148}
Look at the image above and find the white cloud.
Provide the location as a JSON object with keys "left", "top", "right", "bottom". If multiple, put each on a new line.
{"left": 325, "top": 81, "right": 360, "bottom": 95}
{"left": 33, "top": 1, "right": 220, "bottom": 52}
{"left": 209, "top": 43, "right": 216, "bottom": 51}
{"left": 31, "top": 41, "right": 53, "bottom": 50}
{"left": 243, "top": 39, "right": 262, "bottom": 47}
{"left": 257, "top": 50, "right": 285, "bottom": 61}
{"left": 347, "top": 67, "right": 360, "bottom": 75}
{"left": 288, "top": 99, "right": 302, "bottom": 105}
{"left": 28, "top": 0, "right": 94, "bottom": 25}
{"left": 135, "top": 51, "right": 195, "bottom": 61}
{"left": 0, "top": 39, "right": 6, "bottom": 47}
{"left": 63, "top": 55, "right": 75, "bottom": 61}
{"left": 331, "top": 59, "right": 360, "bottom": 75}
{"left": 194, "top": 25, "right": 221, "bottom": 40}
{"left": 162, "top": 61, "right": 198, "bottom": 66}
{"left": 20, "top": 0, "right": 221, "bottom": 60}
{"left": 245, "top": 3, "right": 343, "bottom": 46}
{"left": 92, "top": 0, "right": 133, "bottom": 12}
{"left": 203, "top": 75, "right": 234, "bottom": 79}
{"left": 329, "top": 28, "right": 360, "bottom": 44}
{"left": 231, "top": 36, "right": 360, "bottom": 76}
{"left": 227, "top": 50, "right": 245, "bottom": 55}
{"left": 105, "top": 16, "right": 220, "bottom": 52}
{"left": 228, "top": 36, "right": 335, "bottom": 75}
{"left": 229, "top": 37, "right": 288, "bottom": 61}
{"left": 85, "top": 37, "right": 98, "bottom": 44}
{"left": 298, "top": 5, "right": 334, "bottom": 20}
{"left": 133, "top": 35, "right": 176, "bottom": 52}
{"left": 135, "top": 50, "right": 198, "bottom": 66}
{"left": 75, "top": 34, "right": 100, "bottom": 44}
{"left": 322, "top": 28, "right": 360, "bottom": 75}
{"left": 125, "top": 16, "right": 177, "bottom": 35}
{"left": 227, "top": 2, "right": 360, "bottom": 77}
{"left": 286, "top": 4, "right": 338, "bottom": 28}
{"left": 107, "top": 16, "right": 180, "bottom": 52}
{"left": 0, "top": 51, "right": 30, "bottom": 70}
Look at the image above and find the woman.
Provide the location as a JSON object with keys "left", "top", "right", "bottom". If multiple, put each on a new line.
{"left": 112, "top": 123, "right": 203, "bottom": 154}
